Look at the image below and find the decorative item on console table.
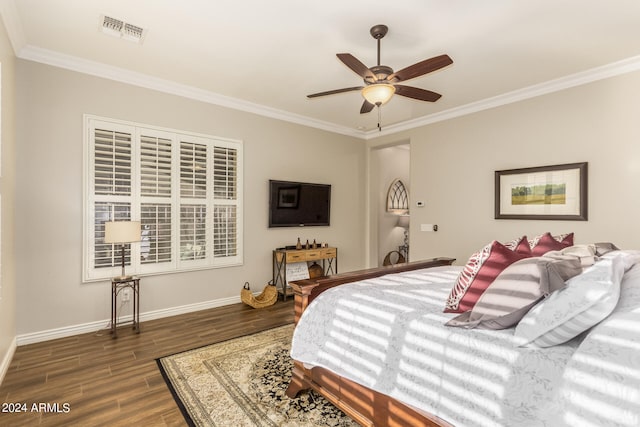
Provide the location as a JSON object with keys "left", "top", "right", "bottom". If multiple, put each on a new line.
{"left": 308, "top": 262, "right": 323, "bottom": 278}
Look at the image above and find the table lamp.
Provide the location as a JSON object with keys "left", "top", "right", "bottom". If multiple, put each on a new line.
{"left": 104, "top": 221, "right": 141, "bottom": 279}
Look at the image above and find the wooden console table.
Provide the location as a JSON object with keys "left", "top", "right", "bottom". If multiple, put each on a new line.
{"left": 273, "top": 247, "right": 338, "bottom": 300}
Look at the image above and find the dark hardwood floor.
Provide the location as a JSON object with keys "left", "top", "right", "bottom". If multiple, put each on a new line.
{"left": 0, "top": 299, "right": 294, "bottom": 426}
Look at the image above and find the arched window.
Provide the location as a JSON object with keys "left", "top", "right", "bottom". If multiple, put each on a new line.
{"left": 386, "top": 179, "right": 409, "bottom": 213}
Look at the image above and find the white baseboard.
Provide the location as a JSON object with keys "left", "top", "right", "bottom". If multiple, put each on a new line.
{"left": 0, "top": 337, "right": 17, "bottom": 386}
{"left": 15, "top": 295, "right": 242, "bottom": 346}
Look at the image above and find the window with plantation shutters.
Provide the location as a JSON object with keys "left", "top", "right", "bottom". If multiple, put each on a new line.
{"left": 84, "top": 115, "right": 243, "bottom": 281}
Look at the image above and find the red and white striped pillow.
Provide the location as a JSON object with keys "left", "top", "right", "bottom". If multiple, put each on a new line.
{"left": 444, "top": 236, "right": 532, "bottom": 313}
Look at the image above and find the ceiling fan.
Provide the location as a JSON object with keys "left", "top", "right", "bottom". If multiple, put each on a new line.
{"left": 308, "top": 24, "right": 453, "bottom": 116}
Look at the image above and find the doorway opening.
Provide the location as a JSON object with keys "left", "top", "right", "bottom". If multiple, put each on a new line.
{"left": 370, "top": 143, "right": 410, "bottom": 267}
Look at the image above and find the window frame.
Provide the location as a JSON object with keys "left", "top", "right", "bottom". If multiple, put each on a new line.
{"left": 83, "top": 115, "right": 243, "bottom": 282}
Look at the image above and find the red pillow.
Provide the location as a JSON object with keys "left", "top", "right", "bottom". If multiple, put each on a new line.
{"left": 530, "top": 232, "right": 574, "bottom": 256}
{"left": 445, "top": 238, "right": 531, "bottom": 313}
{"left": 505, "top": 235, "right": 533, "bottom": 256}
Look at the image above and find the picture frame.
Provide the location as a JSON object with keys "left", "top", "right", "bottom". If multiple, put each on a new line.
{"left": 495, "top": 162, "right": 588, "bottom": 220}
{"left": 277, "top": 186, "right": 300, "bottom": 209}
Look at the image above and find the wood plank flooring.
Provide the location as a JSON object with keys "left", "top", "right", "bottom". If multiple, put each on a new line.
{"left": 0, "top": 299, "right": 294, "bottom": 426}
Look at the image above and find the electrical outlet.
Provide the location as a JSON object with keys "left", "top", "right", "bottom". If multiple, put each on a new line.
{"left": 122, "top": 289, "right": 131, "bottom": 302}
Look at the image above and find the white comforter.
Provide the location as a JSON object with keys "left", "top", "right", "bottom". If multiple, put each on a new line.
{"left": 290, "top": 265, "right": 638, "bottom": 427}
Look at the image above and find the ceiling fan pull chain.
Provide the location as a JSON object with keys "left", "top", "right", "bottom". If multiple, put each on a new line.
{"left": 377, "top": 105, "right": 382, "bottom": 131}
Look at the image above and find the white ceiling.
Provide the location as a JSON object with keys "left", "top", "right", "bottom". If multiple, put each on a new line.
{"left": 3, "top": 0, "right": 640, "bottom": 138}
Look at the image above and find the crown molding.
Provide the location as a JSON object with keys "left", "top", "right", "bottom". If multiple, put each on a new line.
{"left": 23, "top": 44, "right": 640, "bottom": 142}
{"left": 17, "top": 45, "right": 365, "bottom": 139}
{"left": 5, "top": 0, "right": 640, "bottom": 142}
{"left": 364, "top": 54, "right": 640, "bottom": 140}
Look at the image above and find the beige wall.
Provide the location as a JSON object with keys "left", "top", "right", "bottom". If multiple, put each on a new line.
{"left": 369, "top": 70, "right": 640, "bottom": 265}
{"left": 8, "top": 43, "right": 640, "bottom": 343}
{"left": 0, "top": 18, "right": 16, "bottom": 379}
{"left": 14, "top": 60, "right": 366, "bottom": 336}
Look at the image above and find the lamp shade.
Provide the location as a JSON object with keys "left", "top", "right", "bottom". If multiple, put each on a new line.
{"left": 396, "top": 215, "right": 410, "bottom": 229}
{"left": 362, "top": 84, "right": 396, "bottom": 105}
{"left": 104, "top": 221, "right": 141, "bottom": 244}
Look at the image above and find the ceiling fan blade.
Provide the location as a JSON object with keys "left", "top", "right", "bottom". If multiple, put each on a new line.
{"left": 394, "top": 85, "right": 442, "bottom": 102}
{"left": 387, "top": 54, "right": 453, "bottom": 82}
{"left": 360, "top": 100, "right": 375, "bottom": 114}
{"left": 307, "top": 86, "right": 363, "bottom": 98}
{"left": 337, "top": 53, "right": 376, "bottom": 81}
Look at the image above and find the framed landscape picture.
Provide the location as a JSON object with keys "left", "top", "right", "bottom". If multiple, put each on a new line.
{"left": 495, "top": 162, "right": 587, "bottom": 220}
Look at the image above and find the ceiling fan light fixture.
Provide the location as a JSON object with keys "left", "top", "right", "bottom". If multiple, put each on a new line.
{"left": 362, "top": 83, "right": 395, "bottom": 105}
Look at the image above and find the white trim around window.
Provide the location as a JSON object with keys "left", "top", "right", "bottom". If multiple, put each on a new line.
{"left": 83, "top": 114, "right": 243, "bottom": 282}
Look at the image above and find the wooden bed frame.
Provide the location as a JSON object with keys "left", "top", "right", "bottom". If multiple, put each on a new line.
{"left": 285, "top": 257, "right": 457, "bottom": 427}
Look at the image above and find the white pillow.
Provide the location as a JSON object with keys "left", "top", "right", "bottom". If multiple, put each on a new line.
{"left": 546, "top": 310, "right": 640, "bottom": 426}
{"left": 514, "top": 255, "right": 625, "bottom": 347}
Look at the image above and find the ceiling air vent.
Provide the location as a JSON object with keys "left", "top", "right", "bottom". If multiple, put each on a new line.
{"left": 100, "top": 15, "right": 147, "bottom": 44}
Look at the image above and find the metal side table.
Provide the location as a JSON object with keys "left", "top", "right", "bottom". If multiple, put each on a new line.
{"left": 111, "top": 276, "right": 140, "bottom": 338}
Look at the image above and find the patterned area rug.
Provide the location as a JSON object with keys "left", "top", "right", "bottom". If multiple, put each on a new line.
{"left": 156, "top": 324, "right": 357, "bottom": 426}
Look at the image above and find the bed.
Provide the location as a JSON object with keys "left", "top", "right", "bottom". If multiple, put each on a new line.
{"left": 285, "top": 247, "right": 640, "bottom": 427}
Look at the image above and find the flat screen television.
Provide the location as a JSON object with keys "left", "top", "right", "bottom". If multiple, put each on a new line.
{"left": 268, "top": 180, "right": 331, "bottom": 227}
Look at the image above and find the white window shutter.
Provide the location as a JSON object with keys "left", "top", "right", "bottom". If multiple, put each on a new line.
{"left": 140, "top": 203, "right": 172, "bottom": 265}
{"left": 140, "top": 135, "right": 172, "bottom": 197}
{"left": 213, "top": 146, "right": 237, "bottom": 200}
{"left": 94, "top": 128, "right": 132, "bottom": 196}
{"left": 213, "top": 205, "right": 237, "bottom": 258}
{"left": 84, "top": 116, "right": 243, "bottom": 281}
{"left": 180, "top": 141, "right": 207, "bottom": 199}
{"left": 180, "top": 204, "right": 207, "bottom": 261}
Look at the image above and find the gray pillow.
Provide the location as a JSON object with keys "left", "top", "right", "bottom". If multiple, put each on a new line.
{"left": 446, "top": 255, "right": 584, "bottom": 330}
{"left": 544, "top": 244, "right": 597, "bottom": 267}
{"left": 593, "top": 242, "right": 619, "bottom": 256}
